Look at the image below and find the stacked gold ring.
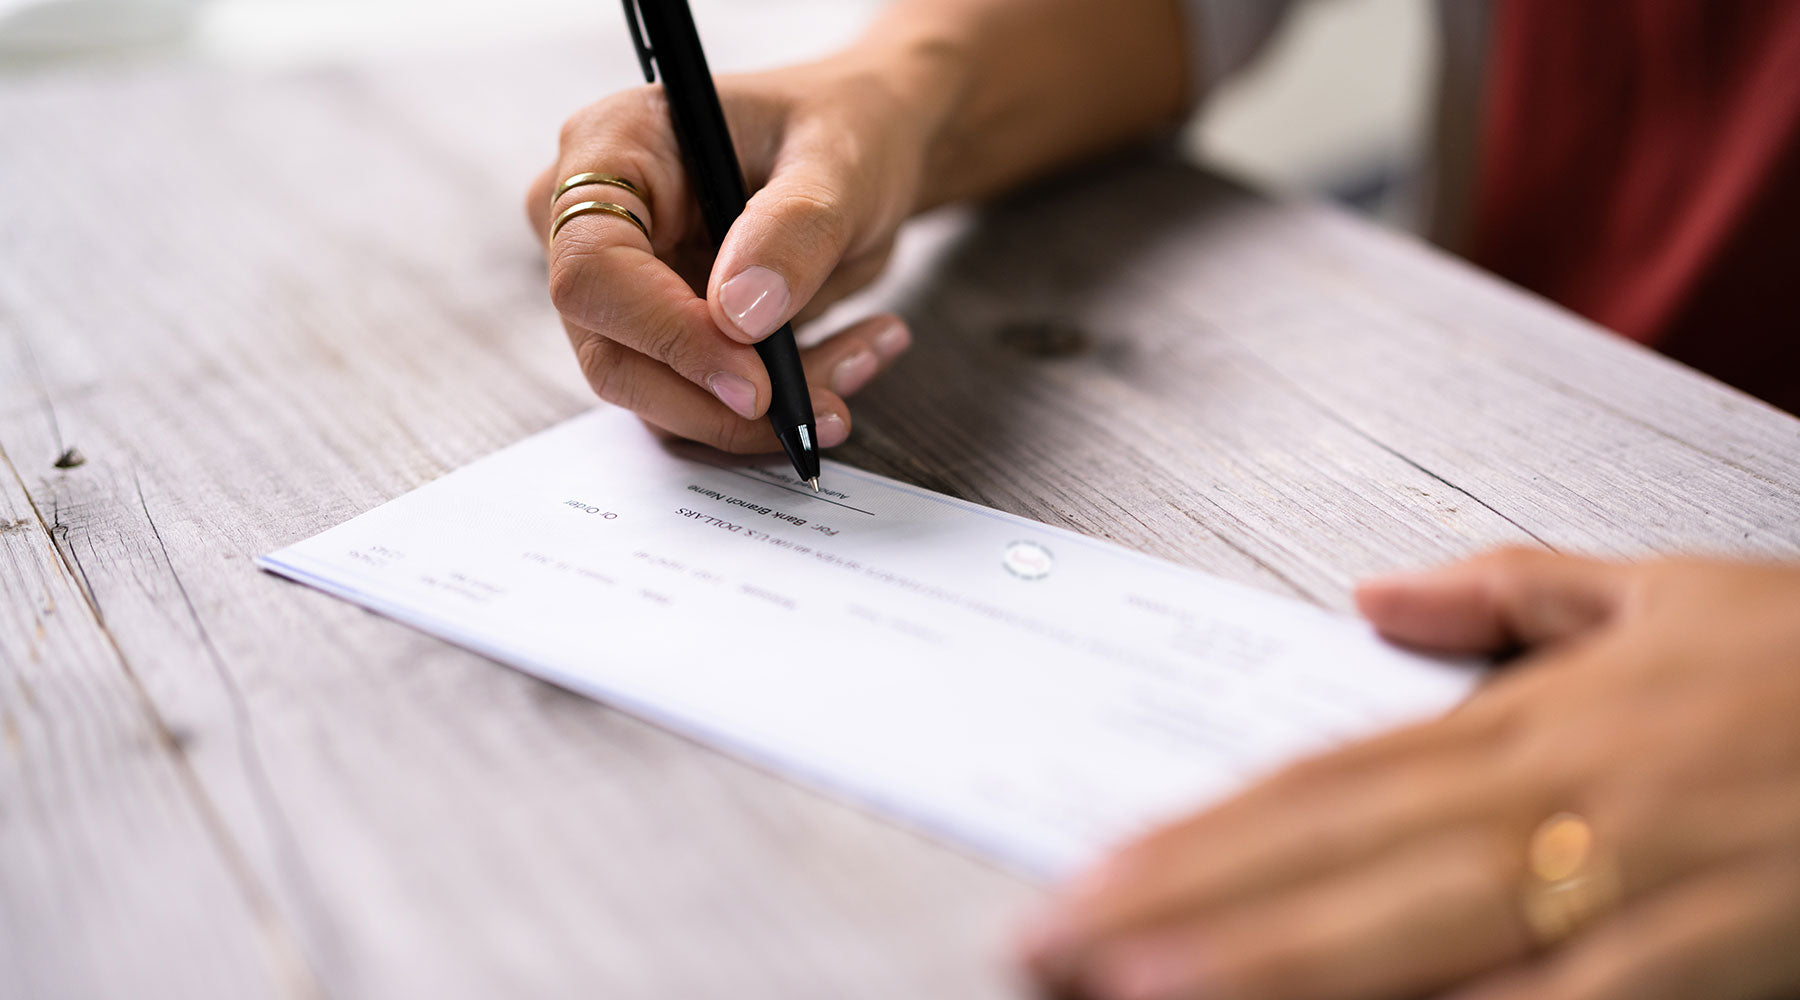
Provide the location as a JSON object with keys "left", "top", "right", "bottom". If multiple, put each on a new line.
{"left": 550, "top": 172, "right": 651, "bottom": 244}
{"left": 554, "top": 172, "right": 648, "bottom": 202}
{"left": 1519, "top": 812, "right": 1620, "bottom": 947}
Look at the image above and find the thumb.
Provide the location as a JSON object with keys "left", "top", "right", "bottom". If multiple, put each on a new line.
{"left": 1354, "top": 548, "right": 1633, "bottom": 654}
{"left": 707, "top": 162, "right": 868, "bottom": 345}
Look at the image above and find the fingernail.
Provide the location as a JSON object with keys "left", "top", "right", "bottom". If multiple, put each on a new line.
{"left": 817, "top": 412, "right": 848, "bottom": 448}
{"left": 1015, "top": 912, "right": 1076, "bottom": 969}
{"left": 830, "top": 349, "right": 880, "bottom": 397}
{"left": 872, "top": 320, "right": 911, "bottom": 359}
{"left": 719, "top": 265, "right": 790, "bottom": 341}
{"left": 1094, "top": 947, "right": 1194, "bottom": 1000}
{"left": 706, "top": 371, "right": 758, "bottom": 419}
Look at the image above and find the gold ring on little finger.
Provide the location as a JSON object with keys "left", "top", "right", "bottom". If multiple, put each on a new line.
{"left": 1519, "top": 812, "right": 1621, "bottom": 948}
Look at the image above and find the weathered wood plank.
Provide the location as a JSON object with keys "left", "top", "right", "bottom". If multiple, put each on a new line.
{"left": 1064, "top": 163, "right": 1800, "bottom": 556}
{"left": 829, "top": 162, "right": 1800, "bottom": 577}
{"left": 0, "top": 439, "right": 300, "bottom": 999}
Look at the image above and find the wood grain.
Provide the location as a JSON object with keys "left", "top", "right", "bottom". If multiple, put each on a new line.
{"left": 0, "top": 436, "right": 299, "bottom": 998}
{"left": 2, "top": 17, "right": 1798, "bottom": 1000}
{"left": 827, "top": 162, "right": 1800, "bottom": 586}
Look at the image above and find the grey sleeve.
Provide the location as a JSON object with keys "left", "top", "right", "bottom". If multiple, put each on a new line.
{"left": 1177, "top": 0, "right": 1297, "bottom": 98}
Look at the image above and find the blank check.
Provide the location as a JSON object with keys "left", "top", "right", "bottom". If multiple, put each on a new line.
{"left": 261, "top": 407, "right": 1479, "bottom": 878}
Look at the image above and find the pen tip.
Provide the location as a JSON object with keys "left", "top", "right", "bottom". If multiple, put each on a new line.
{"left": 807, "top": 477, "right": 820, "bottom": 493}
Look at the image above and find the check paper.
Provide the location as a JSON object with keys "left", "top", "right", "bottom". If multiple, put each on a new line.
{"left": 262, "top": 407, "right": 1478, "bottom": 878}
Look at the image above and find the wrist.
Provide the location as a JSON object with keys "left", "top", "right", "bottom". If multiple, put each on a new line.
{"left": 847, "top": 0, "right": 1189, "bottom": 209}
{"left": 840, "top": 6, "right": 978, "bottom": 212}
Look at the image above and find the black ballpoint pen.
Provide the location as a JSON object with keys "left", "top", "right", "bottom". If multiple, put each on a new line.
{"left": 620, "top": 0, "right": 822, "bottom": 491}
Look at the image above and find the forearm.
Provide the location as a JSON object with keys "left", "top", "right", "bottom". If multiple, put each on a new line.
{"left": 850, "top": 0, "right": 1191, "bottom": 210}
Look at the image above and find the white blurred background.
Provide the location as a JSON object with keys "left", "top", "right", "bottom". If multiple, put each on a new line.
{"left": 0, "top": 0, "right": 1435, "bottom": 221}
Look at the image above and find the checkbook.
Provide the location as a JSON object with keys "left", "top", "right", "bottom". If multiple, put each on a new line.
{"left": 261, "top": 406, "right": 1477, "bottom": 878}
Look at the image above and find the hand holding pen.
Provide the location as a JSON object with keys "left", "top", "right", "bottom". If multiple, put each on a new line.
{"left": 525, "top": 2, "right": 922, "bottom": 469}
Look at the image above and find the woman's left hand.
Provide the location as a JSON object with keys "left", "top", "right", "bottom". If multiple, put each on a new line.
{"left": 1019, "top": 549, "right": 1800, "bottom": 1000}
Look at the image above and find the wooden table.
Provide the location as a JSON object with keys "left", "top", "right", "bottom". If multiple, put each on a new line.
{"left": 5, "top": 7, "right": 1798, "bottom": 998}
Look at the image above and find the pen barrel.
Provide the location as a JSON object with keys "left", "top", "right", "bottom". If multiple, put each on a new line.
{"left": 636, "top": 0, "right": 820, "bottom": 477}
{"left": 756, "top": 323, "right": 811, "bottom": 431}
{"left": 636, "top": 0, "right": 749, "bottom": 244}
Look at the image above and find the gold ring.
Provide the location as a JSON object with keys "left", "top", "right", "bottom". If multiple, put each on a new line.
{"left": 1519, "top": 812, "right": 1620, "bottom": 947}
{"left": 554, "top": 172, "right": 648, "bottom": 204}
{"left": 550, "top": 200, "right": 651, "bottom": 244}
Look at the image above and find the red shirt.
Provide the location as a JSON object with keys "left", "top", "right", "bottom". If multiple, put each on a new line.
{"left": 1468, "top": 0, "right": 1800, "bottom": 413}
